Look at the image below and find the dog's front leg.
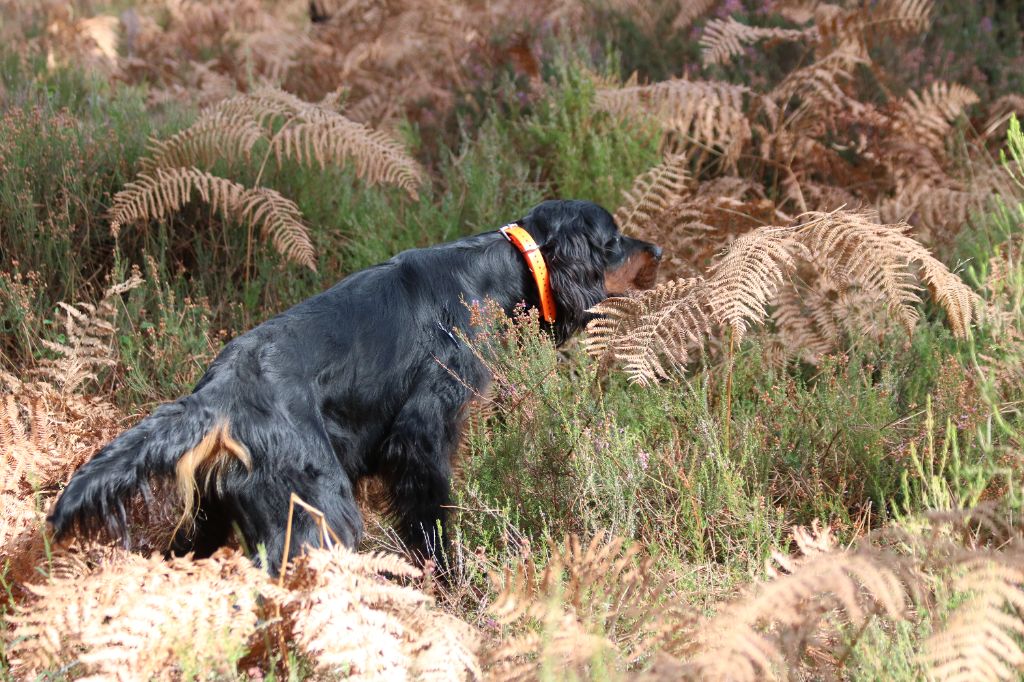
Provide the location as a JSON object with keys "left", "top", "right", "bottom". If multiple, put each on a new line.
{"left": 380, "top": 354, "right": 482, "bottom": 574}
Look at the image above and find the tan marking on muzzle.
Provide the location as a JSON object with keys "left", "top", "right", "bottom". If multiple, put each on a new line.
{"left": 605, "top": 251, "right": 661, "bottom": 295}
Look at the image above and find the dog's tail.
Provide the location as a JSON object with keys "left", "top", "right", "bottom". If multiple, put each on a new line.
{"left": 47, "top": 398, "right": 252, "bottom": 543}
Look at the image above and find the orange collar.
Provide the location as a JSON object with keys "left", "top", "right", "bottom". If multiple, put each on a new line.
{"left": 500, "top": 224, "right": 556, "bottom": 324}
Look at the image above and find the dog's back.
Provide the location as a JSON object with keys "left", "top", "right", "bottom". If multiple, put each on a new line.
{"left": 48, "top": 199, "right": 662, "bottom": 572}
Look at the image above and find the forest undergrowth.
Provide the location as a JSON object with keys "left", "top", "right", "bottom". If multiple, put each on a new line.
{"left": 3, "top": 0, "right": 1024, "bottom": 680}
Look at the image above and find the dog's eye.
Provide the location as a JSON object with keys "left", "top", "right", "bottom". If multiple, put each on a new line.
{"left": 606, "top": 235, "right": 621, "bottom": 250}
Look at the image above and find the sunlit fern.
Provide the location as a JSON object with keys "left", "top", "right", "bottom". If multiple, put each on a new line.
{"left": 613, "top": 152, "right": 691, "bottom": 235}
{"left": 116, "top": 86, "right": 424, "bottom": 272}
{"left": 486, "top": 534, "right": 678, "bottom": 679}
{"left": 671, "top": 0, "right": 718, "bottom": 31}
{"left": 8, "top": 550, "right": 270, "bottom": 680}
{"left": 588, "top": 210, "right": 979, "bottom": 384}
{"left": 33, "top": 272, "right": 144, "bottom": 393}
{"left": 283, "top": 544, "right": 480, "bottom": 680}
{"left": 110, "top": 167, "right": 317, "bottom": 271}
{"left": 594, "top": 78, "right": 752, "bottom": 169}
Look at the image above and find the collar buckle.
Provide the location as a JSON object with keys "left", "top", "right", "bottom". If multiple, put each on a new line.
{"left": 498, "top": 223, "right": 555, "bottom": 324}
{"left": 500, "top": 224, "right": 539, "bottom": 252}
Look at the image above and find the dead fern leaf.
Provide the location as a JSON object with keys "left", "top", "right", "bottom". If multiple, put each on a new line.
{"left": 671, "top": 0, "right": 718, "bottom": 31}
{"left": 283, "top": 544, "right": 480, "bottom": 681}
{"left": 768, "top": 45, "right": 867, "bottom": 117}
{"left": 0, "top": 395, "right": 53, "bottom": 496}
{"left": 212, "top": 87, "right": 313, "bottom": 129}
{"left": 486, "top": 534, "right": 679, "bottom": 678}
{"left": 895, "top": 81, "right": 979, "bottom": 154}
{"left": 123, "top": 85, "right": 423, "bottom": 270}
{"left": 614, "top": 152, "right": 691, "bottom": 235}
{"left": 33, "top": 271, "right": 144, "bottom": 393}
{"left": 795, "top": 212, "right": 924, "bottom": 332}
{"left": 982, "top": 94, "right": 1024, "bottom": 140}
{"left": 817, "top": 0, "right": 933, "bottom": 54}
{"left": 271, "top": 115, "right": 423, "bottom": 199}
{"left": 706, "top": 228, "right": 806, "bottom": 342}
{"left": 241, "top": 186, "right": 318, "bottom": 272}
{"left": 587, "top": 278, "right": 713, "bottom": 385}
{"left": 920, "top": 558, "right": 1024, "bottom": 682}
{"left": 588, "top": 210, "right": 977, "bottom": 383}
{"left": 700, "top": 17, "right": 812, "bottom": 66}
{"left": 642, "top": 195, "right": 776, "bottom": 280}
{"left": 584, "top": 278, "right": 729, "bottom": 387}
{"left": 795, "top": 210, "right": 979, "bottom": 338}
{"left": 110, "top": 167, "right": 247, "bottom": 234}
{"left": 595, "top": 79, "right": 752, "bottom": 169}
{"left": 138, "top": 110, "right": 264, "bottom": 173}
{"left": 775, "top": 0, "right": 828, "bottom": 25}
{"left": 8, "top": 550, "right": 271, "bottom": 680}
{"left": 110, "top": 167, "right": 316, "bottom": 271}
{"left": 678, "top": 522, "right": 918, "bottom": 681}
{"left": 768, "top": 271, "right": 859, "bottom": 366}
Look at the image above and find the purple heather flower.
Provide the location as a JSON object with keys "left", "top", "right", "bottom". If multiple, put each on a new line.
{"left": 718, "top": 0, "right": 743, "bottom": 17}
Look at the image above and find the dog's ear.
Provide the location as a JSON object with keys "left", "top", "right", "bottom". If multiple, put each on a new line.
{"left": 523, "top": 201, "right": 609, "bottom": 343}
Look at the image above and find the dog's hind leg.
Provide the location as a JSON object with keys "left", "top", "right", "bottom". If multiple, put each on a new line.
{"left": 168, "top": 494, "right": 233, "bottom": 559}
{"left": 228, "top": 424, "right": 364, "bottom": 575}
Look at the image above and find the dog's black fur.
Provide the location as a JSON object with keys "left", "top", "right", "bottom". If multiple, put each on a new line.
{"left": 48, "top": 200, "right": 661, "bottom": 573}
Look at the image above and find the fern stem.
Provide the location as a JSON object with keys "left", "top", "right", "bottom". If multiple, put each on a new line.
{"left": 247, "top": 114, "right": 301, "bottom": 285}
{"left": 244, "top": 216, "right": 255, "bottom": 288}
{"left": 723, "top": 329, "right": 735, "bottom": 454}
{"left": 275, "top": 493, "right": 298, "bottom": 677}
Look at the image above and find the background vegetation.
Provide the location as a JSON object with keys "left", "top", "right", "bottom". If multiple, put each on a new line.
{"left": 2, "top": 0, "right": 1024, "bottom": 679}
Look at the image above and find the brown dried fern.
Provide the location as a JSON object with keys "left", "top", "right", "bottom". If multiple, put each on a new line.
{"left": 33, "top": 272, "right": 144, "bottom": 393}
{"left": 586, "top": 278, "right": 713, "bottom": 385}
{"left": 270, "top": 115, "right": 423, "bottom": 198}
{"left": 894, "top": 81, "right": 980, "bottom": 154}
{"left": 796, "top": 211, "right": 979, "bottom": 338}
{"left": 706, "top": 228, "right": 806, "bottom": 342}
{"left": 671, "top": 0, "right": 718, "bottom": 31}
{"left": 816, "top": 0, "right": 934, "bottom": 54}
{"left": 283, "top": 544, "right": 480, "bottom": 680}
{"left": 700, "top": 16, "right": 812, "bottom": 66}
{"left": 110, "top": 167, "right": 317, "bottom": 271}
{"left": 919, "top": 558, "right": 1024, "bottom": 681}
{"left": 486, "top": 534, "right": 679, "bottom": 678}
{"left": 122, "top": 86, "right": 424, "bottom": 272}
{"left": 588, "top": 210, "right": 978, "bottom": 383}
{"left": 242, "top": 186, "right": 318, "bottom": 272}
{"left": 638, "top": 194, "right": 776, "bottom": 280}
{"left": 8, "top": 549, "right": 272, "bottom": 680}
{"left": 138, "top": 110, "right": 264, "bottom": 173}
{"left": 768, "top": 45, "right": 867, "bottom": 118}
{"left": 676, "top": 523, "right": 918, "bottom": 681}
{"left": 767, "top": 282, "right": 838, "bottom": 365}
{"left": 614, "top": 152, "right": 691, "bottom": 235}
{"left": 595, "top": 79, "right": 752, "bottom": 169}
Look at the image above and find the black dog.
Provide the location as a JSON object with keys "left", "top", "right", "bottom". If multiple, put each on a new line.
{"left": 48, "top": 200, "right": 661, "bottom": 572}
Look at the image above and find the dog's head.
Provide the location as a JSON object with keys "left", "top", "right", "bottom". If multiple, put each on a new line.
{"left": 519, "top": 199, "right": 662, "bottom": 342}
